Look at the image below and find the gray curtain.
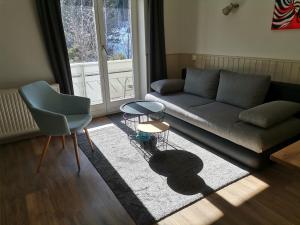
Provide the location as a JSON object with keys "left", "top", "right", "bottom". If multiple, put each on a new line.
{"left": 36, "top": 0, "right": 74, "bottom": 94}
{"left": 147, "top": 0, "right": 167, "bottom": 83}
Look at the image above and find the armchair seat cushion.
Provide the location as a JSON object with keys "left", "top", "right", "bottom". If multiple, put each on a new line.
{"left": 66, "top": 114, "right": 92, "bottom": 131}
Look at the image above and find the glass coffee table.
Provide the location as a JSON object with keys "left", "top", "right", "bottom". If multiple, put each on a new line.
{"left": 120, "top": 100, "right": 166, "bottom": 122}
{"left": 120, "top": 100, "right": 168, "bottom": 148}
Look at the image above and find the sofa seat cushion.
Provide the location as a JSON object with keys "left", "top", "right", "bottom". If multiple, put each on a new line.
{"left": 145, "top": 93, "right": 300, "bottom": 153}
{"left": 189, "top": 103, "right": 300, "bottom": 153}
{"left": 145, "top": 92, "right": 214, "bottom": 119}
{"left": 228, "top": 119, "right": 300, "bottom": 153}
{"left": 187, "top": 102, "right": 242, "bottom": 133}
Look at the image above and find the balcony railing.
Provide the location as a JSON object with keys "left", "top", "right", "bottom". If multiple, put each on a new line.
{"left": 70, "top": 59, "right": 134, "bottom": 105}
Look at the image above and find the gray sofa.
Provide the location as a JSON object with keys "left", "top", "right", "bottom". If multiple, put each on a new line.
{"left": 145, "top": 68, "right": 300, "bottom": 169}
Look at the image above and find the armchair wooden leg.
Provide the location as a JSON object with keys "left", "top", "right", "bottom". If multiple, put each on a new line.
{"left": 71, "top": 132, "right": 80, "bottom": 172}
{"left": 61, "top": 136, "right": 65, "bottom": 149}
{"left": 36, "top": 136, "right": 52, "bottom": 173}
{"left": 84, "top": 128, "right": 94, "bottom": 151}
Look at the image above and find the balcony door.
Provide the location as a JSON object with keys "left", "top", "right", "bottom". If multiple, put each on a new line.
{"left": 60, "top": 0, "right": 138, "bottom": 116}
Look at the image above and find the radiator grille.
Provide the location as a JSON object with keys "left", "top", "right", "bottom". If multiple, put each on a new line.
{"left": 0, "top": 84, "right": 60, "bottom": 141}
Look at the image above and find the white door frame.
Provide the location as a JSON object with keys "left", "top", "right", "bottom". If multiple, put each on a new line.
{"left": 92, "top": 0, "right": 140, "bottom": 117}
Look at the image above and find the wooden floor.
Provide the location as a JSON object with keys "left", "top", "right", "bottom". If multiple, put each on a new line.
{"left": 1, "top": 117, "right": 300, "bottom": 225}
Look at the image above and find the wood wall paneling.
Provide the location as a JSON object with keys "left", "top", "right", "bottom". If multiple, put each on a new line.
{"left": 167, "top": 54, "right": 300, "bottom": 84}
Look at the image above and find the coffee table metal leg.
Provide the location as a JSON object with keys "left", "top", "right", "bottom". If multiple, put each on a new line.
{"left": 164, "top": 131, "right": 167, "bottom": 150}
{"left": 165, "top": 130, "right": 169, "bottom": 150}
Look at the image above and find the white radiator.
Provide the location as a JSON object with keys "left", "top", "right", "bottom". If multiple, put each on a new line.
{"left": 0, "top": 84, "right": 60, "bottom": 141}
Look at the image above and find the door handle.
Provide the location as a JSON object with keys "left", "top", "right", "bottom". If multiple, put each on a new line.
{"left": 102, "top": 45, "right": 108, "bottom": 55}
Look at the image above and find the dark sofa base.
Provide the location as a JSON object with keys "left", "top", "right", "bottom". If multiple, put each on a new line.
{"left": 162, "top": 113, "right": 299, "bottom": 170}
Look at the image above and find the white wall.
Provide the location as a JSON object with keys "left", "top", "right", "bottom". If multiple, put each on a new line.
{"left": 164, "top": 0, "right": 200, "bottom": 54}
{"left": 164, "top": 0, "right": 181, "bottom": 54}
{"left": 0, "top": 0, "right": 54, "bottom": 89}
{"left": 164, "top": 0, "right": 300, "bottom": 60}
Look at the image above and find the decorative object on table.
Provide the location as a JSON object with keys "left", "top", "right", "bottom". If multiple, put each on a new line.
{"left": 222, "top": 2, "right": 239, "bottom": 16}
{"left": 272, "top": 0, "right": 300, "bottom": 30}
{"left": 19, "top": 81, "right": 94, "bottom": 173}
{"left": 136, "top": 131, "right": 152, "bottom": 142}
{"left": 78, "top": 114, "right": 249, "bottom": 225}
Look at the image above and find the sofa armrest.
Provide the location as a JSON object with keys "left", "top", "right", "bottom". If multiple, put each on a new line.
{"left": 151, "top": 79, "right": 185, "bottom": 95}
{"left": 239, "top": 101, "right": 300, "bottom": 128}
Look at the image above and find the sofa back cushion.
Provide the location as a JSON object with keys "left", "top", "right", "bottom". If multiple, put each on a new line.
{"left": 184, "top": 68, "right": 220, "bottom": 99}
{"left": 216, "top": 71, "right": 271, "bottom": 109}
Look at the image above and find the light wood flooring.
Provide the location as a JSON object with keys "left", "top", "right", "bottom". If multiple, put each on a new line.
{"left": 1, "top": 117, "right": 300, "bottom": 225}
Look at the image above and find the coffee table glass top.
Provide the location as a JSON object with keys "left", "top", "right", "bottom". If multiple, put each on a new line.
{"left": 120, "top": 101, "right": 165, "bottom": 116}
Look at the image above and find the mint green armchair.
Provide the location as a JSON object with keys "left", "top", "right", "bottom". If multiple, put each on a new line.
{"left": 19, "top": 81, "right": 94, "bottom": 173}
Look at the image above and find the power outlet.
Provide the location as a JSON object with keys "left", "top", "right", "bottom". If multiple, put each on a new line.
{"left": 192, "top": 54, "right": 197, "bottom": 61}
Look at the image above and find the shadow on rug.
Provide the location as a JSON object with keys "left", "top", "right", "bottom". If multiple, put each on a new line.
{"left": 78, "top": 114, "right": 250, "bottom": 225}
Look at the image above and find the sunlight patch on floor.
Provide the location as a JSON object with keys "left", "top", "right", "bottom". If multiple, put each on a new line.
{"left": 87, "top": 123, "right": 115, "bottom": 132}
{"left": 216, "top": 175, "right": 269, "bottom": 207}
{"left": 158, "top": 199, "right": 224, "bottom": 225}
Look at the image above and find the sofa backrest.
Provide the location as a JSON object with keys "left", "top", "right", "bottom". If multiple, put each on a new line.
{"left": 182, "top": 68, "right": 300, "bottom": 104}
{"left": 266, "top": 81, "right": 300, "bottom": 103}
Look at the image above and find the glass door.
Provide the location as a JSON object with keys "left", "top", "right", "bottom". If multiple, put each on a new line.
{"left": 61, "top": 0, "right": 138, "bottom": 116}
{"left": 99, "top": 0, "right": 138, "bottom": 113}
{"left": 60, "top": 0, "right": 107, "bottom": 116}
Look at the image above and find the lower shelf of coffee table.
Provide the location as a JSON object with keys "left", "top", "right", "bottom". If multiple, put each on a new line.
{"left": 137, "top": 121, "right": 170, "bottom": 133}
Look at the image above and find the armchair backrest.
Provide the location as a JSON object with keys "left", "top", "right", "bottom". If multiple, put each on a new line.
{"left": 19, "top": 81, "right": 70, "bottom": 135}
{"left": 19, "top": 81, "right": 61, "bottom": 112}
